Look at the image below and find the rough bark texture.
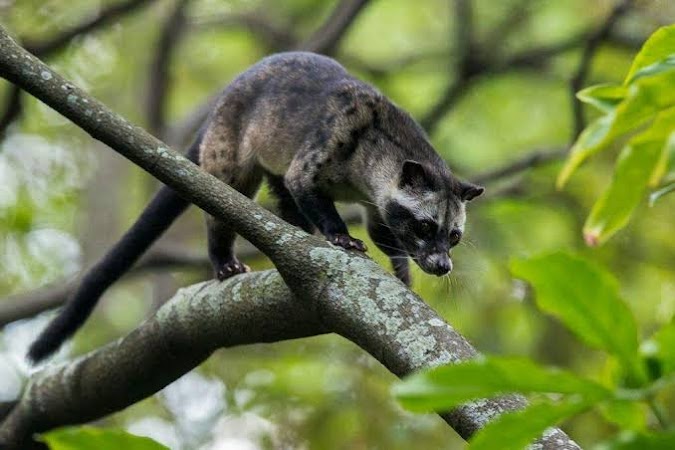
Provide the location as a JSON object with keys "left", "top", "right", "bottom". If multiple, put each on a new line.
{"left": 0, "top": 27, "right": 580, "bottom": 450}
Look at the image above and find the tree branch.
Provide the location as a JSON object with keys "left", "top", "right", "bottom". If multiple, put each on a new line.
{"left": 299, "top": 0, "right": 371, "bottom": 55}
{"left": 166, "top": 0, "right": 372, "bottom": 147}
{"left": 22, "top": 0, "right": 156, "bottom": 56}
{"left": 0, "top": 0, "right": 156, "bottom": 138}
{"left": 471, "top": 147, "right": 568, "bottom": 185}
{"left": 0, "top": 207, "right": 363, "bottom": 326}
{"left": 0, "top": 247, "right": 208, "bottom": 327}
{"left": 0, "top": 27, "right": 579, "bottom": 449}
{"left": 0, "top": 271, "right": 579, "bottom": 450}
{"left": 146, "top": 0, "right": 189, "bottom": 136}
{"left": 421, "top": 3, "right": 638, "bottom": 136}
{"left": 191, "top": 12, "right": 297, "bottom": 52}
{"left": 570, "top": 0, "right": 633, "bottom": 139}
{"left": 0, "top": 83, "right": 21, "bottom": 139}
{"left": 418, "top": 0, "right": 473, "bottom": 132}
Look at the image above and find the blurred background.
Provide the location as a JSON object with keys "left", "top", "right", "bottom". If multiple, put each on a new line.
{"left": 0, "top": 0, "right": 674, "bottom": 449}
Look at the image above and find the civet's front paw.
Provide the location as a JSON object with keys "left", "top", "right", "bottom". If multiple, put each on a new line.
{"left": 215, "top": 258, "right": 250, "bottom": 281}
{"left": 328, "top": 233, "right": 368, "bottom": 252}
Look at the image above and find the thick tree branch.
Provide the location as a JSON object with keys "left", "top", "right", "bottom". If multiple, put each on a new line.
{"left": 0, "top": 271, "right": 579, "bottom": 450}
{"left": 0, "top": 27, "right": 579, "bottom": 449}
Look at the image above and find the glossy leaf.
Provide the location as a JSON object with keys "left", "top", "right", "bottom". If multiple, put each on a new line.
{"left": 648, "top": 134, "right": 674, "bottom": 187}
{"left": 583, "top": 139, "right": 664, "bottom": 246}
{"left": 41, "top": 427, "right": 168, "bottom": 450}
{"left": 625, "top": 24, "right": 675, "bottom": 83}
{"left": 558, "top": 114, "right": 615, "bottom": 188}
{"left": 559, "top": 65, "right": 675, "bottom": 188}
{"left": 510, "top": 252, "right": 641, "bottom": 378}
{"left": 583, "top": 107, "right": 675, "bottom": 244}
{"left": 468, "top": 398, "right": 594, "bottom": 450}
{"left": 393, "top": 356, "right": 608, "bottom": 412}
{"left": 628, "top": 54, "right": 675, "bottom": 84}
{"left": 577, "top": 84, "right": 626, "bottom": 113}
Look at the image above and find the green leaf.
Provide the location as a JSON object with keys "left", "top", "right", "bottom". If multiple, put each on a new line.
{"left": 648, "top": 133, "right": 674, "bottom": 186}
{"left": 612, "top": 71, "right": 675, "bottom": 138}
{"left": 596, "top": 431, "right": 675, "bottom": 450}
{"left": 41, "top": 426, "right": 168, "bottom": 450}
{"left": 393, "top": 356, "right": 608, "bottom": 412}
{"left": 628, "top": 54, "right": 675, "bottom": 84}
{"left": 625, "top": 24, "right": 675, "bottom": 83}
{"left": 510, "top": 252, "right": 642, "bottom": 380}
{"left": 583, "top": 139, "right": 665, "bottom": 246}
{"left": 558, "top": 114, "right": 615, "bottom": 188}
{"left": 469, "top": 398, "right": 594, "bottom": 450}
{"left": 583, "top": 108, "right": 675, "bottom": 244}
{"left": 578, "top": 84, "right": 627, "bottom": 113}
{"left": 559, "top": 71, "right": 675, "bottom": 188}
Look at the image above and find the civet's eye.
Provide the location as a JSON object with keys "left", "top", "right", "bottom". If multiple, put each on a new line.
{"left": 449, "top": 229, "right": 462, "bottom": 246}
{"left": 416, "top": 220, "right": 436, "bottom": 237}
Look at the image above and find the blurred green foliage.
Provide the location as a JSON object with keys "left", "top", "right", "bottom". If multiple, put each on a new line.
{"left": 0, "top": 0, "right": 674, "bottom": 449}
{"left": 396, "top": 251, "right": 675, "bottom": 449}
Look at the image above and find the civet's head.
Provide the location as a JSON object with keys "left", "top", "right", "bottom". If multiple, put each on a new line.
{"left": 382, "top": 160, "right": 483, "bottom": 276}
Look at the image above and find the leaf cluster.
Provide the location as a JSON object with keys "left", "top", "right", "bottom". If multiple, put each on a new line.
{"left": 559, "top": 25, "right": 675, "bottom": 245}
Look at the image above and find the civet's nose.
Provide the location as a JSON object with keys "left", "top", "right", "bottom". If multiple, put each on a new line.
{"left": 427, "top": 253, "right": 452, "bottom": 276}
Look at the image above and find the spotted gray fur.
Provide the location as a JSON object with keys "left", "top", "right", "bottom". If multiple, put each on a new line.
{"left": 199, "top": 52, "right": 483, "bottom": 284}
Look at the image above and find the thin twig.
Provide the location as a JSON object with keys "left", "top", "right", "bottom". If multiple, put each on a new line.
{"left": 647, "top": 398, "right": 670, "bottom": 430}
{"left": 453, "top": 0, "right": 474, "bottom": 71}
{"left": 570, "top": 0, "right": 634, "bottom": 139}
{"left": 191, "top": 12, "right": 297, "bottom": 51}
{"left": 481, "top": 0, "right": 532, "bottom": 52}
{"left": 147, "top": 0, "right": 189, "bottom": 137}
{"left": 0, "top": 209, "right": 362, "bottom": 326}
{"left": 22, "top": 0, "right": 155, "bottom": 56}
{"left": 419, "top": 0, "right": 474, "bottom": 133}
{"left": 0, "top": 247, "right": 208, "bottom": 327}
{"left": 471, "top": 148, "right": 568, "bottom": 185}
{"left": 167, "top": 0, "right": 372, "bottom": 146}
{"left": 422, "top": 28, "right": 594, "bottom": 135}
{"left": 0, "top": 0, "right": 156, "bottom": 137}
{"left": 299, "top": 0, "right": 371, "bottom": 55}
{"left": 0, "top": 83, "right": 21, "bottom": 138}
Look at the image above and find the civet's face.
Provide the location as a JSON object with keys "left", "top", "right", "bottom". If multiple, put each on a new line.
{"left": 383, "top": 160, "right": 483, "bottom": 276}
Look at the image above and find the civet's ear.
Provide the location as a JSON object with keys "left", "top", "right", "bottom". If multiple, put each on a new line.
{"left": 399, "top": 160, "right": 429, "bottom": 189}
{"left": 458, "top": 181, "right": 484, "bottom": 201}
